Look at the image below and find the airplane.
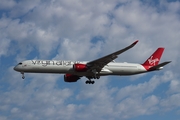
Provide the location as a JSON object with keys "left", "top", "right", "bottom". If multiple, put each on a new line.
{"left": 14, "top": 40, "right": 171, "bottom": 84}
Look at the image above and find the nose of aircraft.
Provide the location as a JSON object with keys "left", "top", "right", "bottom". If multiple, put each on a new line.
{"left": 14, "top": 65, "right": 20, "bottom": 71}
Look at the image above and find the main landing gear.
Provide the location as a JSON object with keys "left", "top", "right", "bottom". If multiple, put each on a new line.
{"left": 85, "top": 69, "right": 100, "bottom": 84}
{"left": 21, "top": 72, "right": 25, "bottom": 79}
{"left": 85, "top": 76, "right": 100, "bottom": 84}
{"left": 85, "top": 80, "right": 95, "bottom": 84}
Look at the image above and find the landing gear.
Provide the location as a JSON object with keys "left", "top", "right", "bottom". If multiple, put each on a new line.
{"left": 85, "top": 76, "right": 100, "bottom": 84}
{"left": 21, "top": 72, "right": 25, "bottom": 79}
{"left": 85, "top": 69, "right": 100, "bottom": 84}
{"left": 85, "top": 80, "right": 95, "bottom": 84}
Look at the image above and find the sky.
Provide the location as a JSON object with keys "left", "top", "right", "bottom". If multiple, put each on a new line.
{"left": 0, "top": 0, "right": 180, "bottom": 120}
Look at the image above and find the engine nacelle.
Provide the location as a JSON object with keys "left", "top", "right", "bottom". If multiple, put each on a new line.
{"left": 73, "top": 63, "right": 88, "bottom": 72}
{"left": 64, "top": 74, "right": 80, "bottom": 82}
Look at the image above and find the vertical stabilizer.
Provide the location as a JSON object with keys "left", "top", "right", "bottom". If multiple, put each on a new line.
{"left": 142, "top": 48, "right": 164, "bottom": 66}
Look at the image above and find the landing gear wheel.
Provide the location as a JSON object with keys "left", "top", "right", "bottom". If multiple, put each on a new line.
{"left": 91, "top": 81, "right": 95, "bottom": 84}
{"left": 85, "top": 80, "right": 95, "bottom": 84}
{"left": 85, "top": 81, "right": 89, "bottom": 84}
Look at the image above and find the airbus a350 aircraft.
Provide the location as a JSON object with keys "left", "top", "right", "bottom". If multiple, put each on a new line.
{"left": 14, "top": 40, "right": 171, "bottom": 84}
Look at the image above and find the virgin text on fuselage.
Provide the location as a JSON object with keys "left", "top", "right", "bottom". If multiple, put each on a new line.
{"left": 31, "top": 60, "right": 82, "bottom": 67}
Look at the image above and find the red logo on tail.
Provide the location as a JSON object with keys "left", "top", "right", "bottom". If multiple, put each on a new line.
{"left": 148, "top": 56, "right": 159, "bottom": 66}
{"left": 142, "top": 48, "right": 164, "bottom": 69}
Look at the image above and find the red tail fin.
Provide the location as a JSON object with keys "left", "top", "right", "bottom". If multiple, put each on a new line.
{"left": 142, "top": 48, "right": 164, "bottom": 66}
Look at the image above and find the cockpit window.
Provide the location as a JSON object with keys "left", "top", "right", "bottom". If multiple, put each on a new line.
{"left": 18, "top": 63, "right": 22, "bottom": 65}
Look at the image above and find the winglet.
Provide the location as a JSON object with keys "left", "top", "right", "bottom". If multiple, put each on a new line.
{"left": 133, "top": 40, "right": 139, "bottom": 45}
{"left": 129, "top": 40, "right": 138, "bottom": 48}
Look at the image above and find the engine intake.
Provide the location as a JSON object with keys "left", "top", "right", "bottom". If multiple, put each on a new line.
{"left": 73, "top": 63, "right": 88, "bottom": 72}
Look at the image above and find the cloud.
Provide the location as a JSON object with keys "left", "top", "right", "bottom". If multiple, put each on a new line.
{"left": 114, "top": 95, "right": 159, "bottom": 119}
{"left": 0, "top": 0, "right": 180, "bottom": 120}
{"left": 0, "top": 0, "right": 16, "bottom": 10}
{"left": 161, "top": 93, "right": 180, "bottom": 111}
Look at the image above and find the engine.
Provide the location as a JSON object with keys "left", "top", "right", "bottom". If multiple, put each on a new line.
{"left": 73, "top": 63, "right": 88, "bottom": 72}
{"left": 64, "top": 74, "right": 80, "bottom": 82}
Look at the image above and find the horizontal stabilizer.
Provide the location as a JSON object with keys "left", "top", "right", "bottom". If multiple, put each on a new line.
{"left": 149, "top": 61, "right": 171, "bottom": 70}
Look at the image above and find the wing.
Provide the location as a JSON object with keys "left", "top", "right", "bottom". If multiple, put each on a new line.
{"left": 86, "top": 40, "right": 139, "bottom": 72}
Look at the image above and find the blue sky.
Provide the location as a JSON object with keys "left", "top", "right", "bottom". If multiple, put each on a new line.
{"left": 0, "top": 0, "right": 180, "bottom": 120}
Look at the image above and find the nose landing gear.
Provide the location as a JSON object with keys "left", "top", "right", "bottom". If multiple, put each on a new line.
{"left": 21, "top": 72, "right": 25, "bottom": 79}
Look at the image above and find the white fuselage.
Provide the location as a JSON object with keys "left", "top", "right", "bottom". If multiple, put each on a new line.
{"left": 14, "top": 60, "right": 148, "bottom": 76}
